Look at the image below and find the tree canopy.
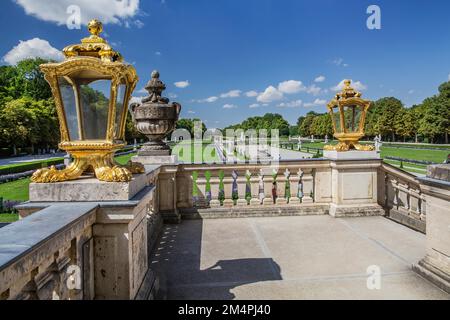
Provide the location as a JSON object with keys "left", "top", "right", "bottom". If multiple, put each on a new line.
{"left": 225, "top": 113, "right": 290, "bottom": 137}
{"left": 295, "top": 81, "right": 450, "bottom": 143}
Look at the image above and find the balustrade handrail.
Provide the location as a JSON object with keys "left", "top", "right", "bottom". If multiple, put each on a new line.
{"left": 0, "top": 203, "right": 98, "bottom": 297}
{"left": 380, "top": 161, "right": 421, "bottom": 185}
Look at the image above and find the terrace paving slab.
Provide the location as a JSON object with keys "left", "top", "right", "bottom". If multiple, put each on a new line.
{"left": 150, "top": 215, "right": 449, "bottom": 300}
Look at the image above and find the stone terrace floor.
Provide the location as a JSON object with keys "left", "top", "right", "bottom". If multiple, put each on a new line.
{"left": 150, "top": 215, "right": 449, "bottom": 300}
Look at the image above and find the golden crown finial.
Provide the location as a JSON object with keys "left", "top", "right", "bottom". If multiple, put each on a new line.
{"left": 63, "top": 19, "right": 122, "bottom": 62}
{"left": 88, "top": 19, "right": 103, "bottom": 37}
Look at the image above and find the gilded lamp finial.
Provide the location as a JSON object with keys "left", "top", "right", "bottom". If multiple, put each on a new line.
{"left": 62, "top": 19, "right": 122, "bottom": 62}
{"left": 87, "top": 19, "right": 103, "bottom": 37}
{"left": 336, "top": 79, "right": 362, "bottom": 100}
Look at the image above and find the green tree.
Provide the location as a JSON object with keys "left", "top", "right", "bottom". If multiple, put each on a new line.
{"left": 289, "top": 125, "right": 299, "bottom": 136}
{"left": 298, "top": 111, "right": 318, "bottom": 137}
{"left": 418, "top": 95, "right": 450, "bottom": 144}
{"left": 176, "top": 118, "right": 207, "bottom": 138}
{"left": 393, "top": 108, "right": 416, "bottom": 142}
{"left": 0, "top": 99, "right": 37, "bottom": 154}
{"left": 16, "top": 58, "right": 53, "bottom": 101}
{"left": 225, "top": 113, "right": 290, "bottom": 137}
{"left": 371, "top": 97, "right": 404, "bottom": 141}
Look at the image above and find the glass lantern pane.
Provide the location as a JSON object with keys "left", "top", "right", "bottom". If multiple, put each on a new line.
{"left": 332, "top": 106, "right": 343, "bottom": 133}
{"left": 79, "top": 80, "right": 111, "bottom": 140}
{"left": 58, "top": 77, "right": 80, "bottom": 141}
{"left": 343, "top": 105, "right": 362, "bottom": 133}
{"left": 114, "top": 84, "right": 127, "bottom": 139}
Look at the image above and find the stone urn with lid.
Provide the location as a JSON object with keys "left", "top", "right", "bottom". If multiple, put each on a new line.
{"left": 130, "top": 71, "right": 181, "bottom": 158}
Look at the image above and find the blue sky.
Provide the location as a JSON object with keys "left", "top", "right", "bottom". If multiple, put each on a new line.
{"left": 1, "top": 0, "right": 449, "bottom": 127}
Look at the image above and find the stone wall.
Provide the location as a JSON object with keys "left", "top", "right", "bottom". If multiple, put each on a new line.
{"left": 0, "top": 169, "right": 162, "bottom": 300}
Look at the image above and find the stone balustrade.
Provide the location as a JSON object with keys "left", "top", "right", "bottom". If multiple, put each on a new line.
{"left": 156, "top": 158, "right": 383, "bottom": 219}
{"left": 379, "top": 162, "right": 426, "bottom": 233}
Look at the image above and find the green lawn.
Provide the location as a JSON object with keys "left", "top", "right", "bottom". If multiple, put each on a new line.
{"left": 0, "top": 158, "right": 64, "bottom": 170}
{"left": 0, "top": 213, "right": 19, "bottom": 223}
{"left": 0, "top": 178, "right": 30, "bottom": 201}
{"left": 172, "top": 143, "right": 220, "bottom": 163}
{"left": 295, "top": 141, "right": 448, "bottom": 164}
{"left": 380, "top": 147, "right": 447, "bottom": 163}
{"left": 115, "top": 153, "right": 135, "bottom": 165}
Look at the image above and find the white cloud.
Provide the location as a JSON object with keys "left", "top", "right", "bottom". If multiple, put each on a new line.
{"left": 174, "top": 80, "right": 190, "bottom": 88}
{"left": 249, "top": 103, "right": 260, "bottom": 108}
{"left": 168, "top": 93, "right": 178, "bottom": 99}
{"left": 314, "top": 75, "right": 326, "bottom": 83}
{"left": 278, "top": 80, "right": 305, "bottom": 94}
{"left": 155, "top": 51, "right": 161, "bottom": 56}
{"left": 331, "top": 58, "right": 349, "bottom": 67}
{"left": 257, "top": 86, "right": 284, "bottom": 103}
{"left": 198, "top": 96, "right": 218, "bottom": 103}
{"left": 306, "top": 84, "right": 322, "bottom": 96}
{"left": 134, "top": 19, "right": 144, "bottom": 28}
{"left": 278, "top": 100, "right": 303, "bottom": 108}
{"left": 220, "top": 90, "right": 241, "bottom": 98}
{"left": 223, "top": 104, "right": 238, "bottom": 109}
{"left": 187, "top": 110, "right": 196, "bottom": 114}
{"left": 129, "top": 96, "right": 144, "bottom": 105}
{"left": 3, "top": 38, "right": 64, "bottom": 65}
{"left": 408, "top": 90, "right": 415, "bottom": 94}
{"left": 332, "top": 79, "right": 367, "bottom": 92}
{"left": 245, "top": 90, "right": 258, "bottom": 97}
{"left": 304, "top": 99, "right": 327, "bottom": 108}
{"left": 14, "top": 0, "right": 140, "bottom": 26}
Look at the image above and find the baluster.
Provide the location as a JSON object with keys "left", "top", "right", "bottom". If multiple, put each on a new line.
{"left": 289, "top": 169, "right": 301, "bottom": 205}
{"left": 302, "top": 169, "right": 314, "bottom": 203}
{"left": 301, "top": 169, "right": 314, "bottom": 203}
{"left": 276, "top": 169, "right": 288, "bottom": 205}
{"left": 263, "top": 169, "right": 275, "bottom": 205}
{"left": 420, "top": 195, "right": 426, "bottom": 221}
{"left": 392, "top": 179, "right": 399, "bottom": 209}
{"left": 192, "top": 171, "right": 200, "bottom": 207}
{"left": 237, "top": 171, "right": 248, "bottom": 206}
{"left": 223, "top": 170, "right": 234, "bottom": 207}
{"left": 298, "top": 169, "right": 304, "bottom": 202}
{"left": 196, "top": 171, "right": 208, "bottom": 208}
{"left": 249, "top": 170, "right": 261, "bottom": 205}
{"left": 209, "top": 171, "right": 221, "bottom": 208}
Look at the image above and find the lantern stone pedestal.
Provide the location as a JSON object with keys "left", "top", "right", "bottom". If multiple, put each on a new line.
{"left": 19, "top": 167, "right": 163, "bottom": 300}
{"left": 328, "top": 157, "right": 385, "bottom": 217}
{"left": 29, "top": 173, "right": 150, "bottom": 202}
{"left": 132, "top": 154, "right": 178, "bottom": 165}
{"left": 324, "top": 150, "right": 380, "bottom": 160}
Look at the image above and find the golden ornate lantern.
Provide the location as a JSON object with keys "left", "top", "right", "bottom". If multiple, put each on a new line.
{"left": 324, "top": 80, "right": 374, "bottom": 152}
{"left": 31, "top": 19, "right": 144, "bottom": 183}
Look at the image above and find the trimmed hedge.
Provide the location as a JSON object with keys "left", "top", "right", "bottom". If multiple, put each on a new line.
{"left": 384, "top": 156, "right": 437, "bottom": 165}
{"left": 0, "top": 159, "right": 64, "bottom": 175}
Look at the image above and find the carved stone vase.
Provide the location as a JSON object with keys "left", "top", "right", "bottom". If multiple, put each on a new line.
{"left": 130, "top": 71, "right": 181, "bottom": 156}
